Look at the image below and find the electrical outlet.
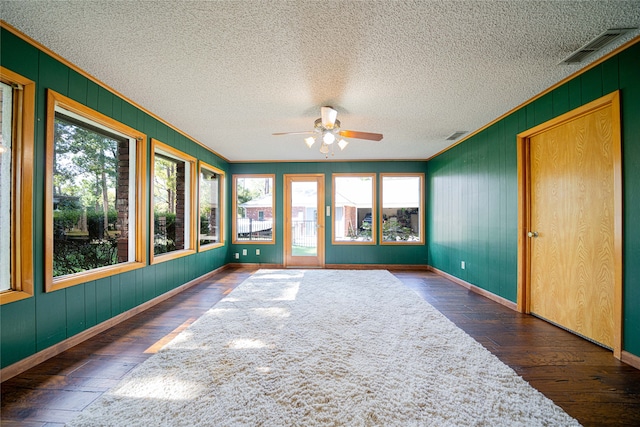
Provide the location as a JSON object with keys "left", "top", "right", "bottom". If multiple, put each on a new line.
{"left": 242, "top": 249, "right": 247, "bottom": 256}
{"left": 234, "top": 253, "right": 239, "bottom": 259}
{"left": 256, "top": 249, "right": 260, "bottom": 255}
{"left": 461, "top": 261, "right": 466, "bottom": 270}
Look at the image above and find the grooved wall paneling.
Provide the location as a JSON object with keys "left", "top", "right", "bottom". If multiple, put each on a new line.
{"left": 427, "top": 42, "right": 640, "bottom": 356}
{"left": 66, "top": 284, "right": 86, "bottom": 337}
{"left": 619, "top": 45, "right": 640, "bottom": 353}
{"left": 0, "top": 27, "right": 229, "bottom": 369}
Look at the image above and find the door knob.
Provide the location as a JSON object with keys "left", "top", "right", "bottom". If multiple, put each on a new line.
{"left": 527, "top": 231, "right": 539, "bottom": 238}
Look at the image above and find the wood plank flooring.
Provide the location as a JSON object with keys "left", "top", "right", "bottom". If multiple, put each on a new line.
{"left": 2, "top": 267, "right": 639, "bottom": 426}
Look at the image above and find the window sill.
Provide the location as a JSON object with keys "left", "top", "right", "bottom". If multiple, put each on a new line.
{"left": 198, "top": 242, "right": 225, "bottom": 252}
{"left": 47, "top": 261, "right": 146, "bottom": 292}
{"left": 232, "top": 240, "right": 276, "bottom": 245}
{"left": 0, "top": 289, "right": 34, "bottom": 305}
{"left": 380, "top": 240, "right": 425, "bottom": 245}
{"left": 151, "top": 249, "right": 197, "bottom": 265}
{"left": 332, "top": 240, "right": 376, "bottom": 245}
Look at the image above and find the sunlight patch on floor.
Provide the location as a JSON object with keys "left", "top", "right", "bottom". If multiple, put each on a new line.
{"left": 226, "top": 338, "right": 268, "bottom": 349}
{"left": 252, "top": 307, "right": 291, "bottom": 318}
{"left": 271, "top": 282, "right": 300, "bottom": 301}
{"left": 113, "top": 375, "right": 203, "bottom": 400}
{"left": 144, "top": 318, "right": 197, "bottom": 354}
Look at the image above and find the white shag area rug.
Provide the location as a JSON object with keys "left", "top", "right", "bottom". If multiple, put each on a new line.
{"left": 68, "top": 269, "right": 580, "bottom": 427}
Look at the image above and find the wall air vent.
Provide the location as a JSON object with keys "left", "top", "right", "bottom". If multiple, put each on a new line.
{"left": 446, "top": 131, "right": 467, "bottom": 141}
{"left": 561, "top": 27, "right": 637, "bottom": 64}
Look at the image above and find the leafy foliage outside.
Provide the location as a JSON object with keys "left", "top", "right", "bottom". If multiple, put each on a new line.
{"left": 153, "top": 155, "right": 182, "bottom": 255}
{"left": 382, "top": 208, "right": 420, "bottom": 241}
{"left": 199, "top": 170, "right": 219, "bottom": 246}
{"left": 382, "top": 220, "right": 418, "bottom": 241}
{"left": 153, "top": 211, "right": 177, "bottom": 255}
{"left": 53, "top": 237, "right": 118, "bottom": 277}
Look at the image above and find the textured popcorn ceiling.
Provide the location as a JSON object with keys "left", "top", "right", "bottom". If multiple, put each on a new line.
{"left": 2, "top": 1, "right": 639, "bottom": 161}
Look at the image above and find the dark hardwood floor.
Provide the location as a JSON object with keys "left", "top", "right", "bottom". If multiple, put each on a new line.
{"left": 2, "top": 267, "right": 639, "bottom": 426}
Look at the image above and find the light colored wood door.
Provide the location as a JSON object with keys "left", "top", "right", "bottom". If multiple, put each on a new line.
{"left": 528, "top": 102, "right": 617, "bottom": 349}
{"left": 284, "top": 174, "right": 325, "bottom": 267}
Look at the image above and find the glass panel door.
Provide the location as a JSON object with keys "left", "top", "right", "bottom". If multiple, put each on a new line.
{"left": 284, "top": 175, "right": 324, "bottom": 267}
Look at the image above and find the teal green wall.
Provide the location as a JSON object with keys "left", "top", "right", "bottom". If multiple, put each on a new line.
{"left": 3, "top": 24, "right": 638, "bottom": 371}
{"left": 0, "top": 28, "right": 229, "bottom": 369}
{"left": 426, "top": 41, "right": 640, "bottom": 357}
{"left": 228, "top": 161, "right": 428, "bottom": 266}
{"left": 427, "top": 122, "right": 518, "bottom": 301}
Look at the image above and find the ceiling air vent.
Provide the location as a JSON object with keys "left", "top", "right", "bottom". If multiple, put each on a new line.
{"left": 561, "top": 27, "right": 636, "bottom": 64}
{"left": 446, "top": 131, "right": 467, "bottom": 141}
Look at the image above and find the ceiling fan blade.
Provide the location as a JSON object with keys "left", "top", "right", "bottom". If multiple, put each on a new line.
{"left": 339, "top": 130, "right": 383, "bottom": 141}
{"left": 321, "top": 106, "right": 338, "bottom": 129}
{"left": 272, "top": 131, "right": 315, "bottom": 136}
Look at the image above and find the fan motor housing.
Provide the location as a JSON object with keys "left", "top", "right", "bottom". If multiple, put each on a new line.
{"left": 314, "top": 118, "right": 340, "bottom": 131}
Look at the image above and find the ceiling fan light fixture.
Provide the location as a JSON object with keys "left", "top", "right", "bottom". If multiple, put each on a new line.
{"left": 321, "top": 106, "right": 338, "bottom": 129}
{"left": 323, "top": 131, "right": 336, "bottom": 145}
{"left": 274, "top": 106, "right": 383, "bottom": 158}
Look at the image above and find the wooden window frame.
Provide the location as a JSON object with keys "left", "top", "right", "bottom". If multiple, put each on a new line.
{"left": 331, "top": 173, "right": 376, "bottom": 245}
{"left": 380, "top": 173, "right": 425, "bottom": 245}
{"left": 198, "top": 161, "right": 225, "bottom": 252}
{"left": 150, "top": 138, "right": 197, "bottom": 264}
{"left": 232, "top": 174, "right": 276, "bottom": 245}
{"left": 45, "top": 89, "right": 147, "bottom": 292}
{"left": 0, "top": 68, "right": 35, "bottom": 304}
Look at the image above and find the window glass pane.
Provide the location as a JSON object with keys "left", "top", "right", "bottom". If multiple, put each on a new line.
{"left": 0, "top": 82, "right": 12, "bottom": 291}
{"left": 199, "top": 166, "right": 221, "bottom": 247}
{"left": 235, "top": 176, "right": 273, "bottom": 241}
{"left": 291, "top": 181, "right": 317, "bottom": 256}
{"left": 53, "top": 112, "right": 133, "bottom": 277}
{"left": 333, "top": 175, "right": 374, "bottom": 242}
{"left": 382, "top": 175, "right": 422, "bottom": 242}
{"left": 150, "top": 139, "right": 195, "bottom": 263}
{"left": 154, "top": 154, "right": 187, "bottom": 255}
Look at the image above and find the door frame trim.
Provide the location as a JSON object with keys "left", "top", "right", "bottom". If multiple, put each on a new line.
{"left": 283, "top": 174, "right": 325, "bottom": 268}
{"left": 516, "top": 91, "right": 623, "bottom": 358}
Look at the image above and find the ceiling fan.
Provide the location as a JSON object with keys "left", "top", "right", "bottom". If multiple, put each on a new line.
{"left": 273, "top": 106, "right": 383, "bottom": 157}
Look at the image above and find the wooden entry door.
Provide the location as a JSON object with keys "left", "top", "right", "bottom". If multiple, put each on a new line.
{"left": 517, "top": 92, "right": 622, "bottom": 355}
{"left": 284, "top": 174, "right": 325, "bottom": 267}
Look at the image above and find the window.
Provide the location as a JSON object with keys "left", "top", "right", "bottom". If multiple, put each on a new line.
{"left": 380, "top": 174, "right": 424, "bottom": 244}
{"left": 45, "top": 90, "right": 146, "bottom": 292}
{"left": 1, "top": 68, "right": 34, "bottom": 304}
{"left": 198, "top": 162, "right": 225, "bottom": 251}
{"left": 151, "top": 139, "right": 197, "bottom": 263}
{"left": 332, "top": 174, "right": 375, "bottom": 244}
{"left": 1, "top": 82, "right": 12, "bottom": 292}
{"left": 233, "top": 174, "right": 275, "bottom": 243}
